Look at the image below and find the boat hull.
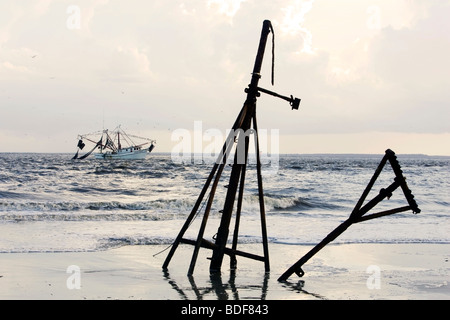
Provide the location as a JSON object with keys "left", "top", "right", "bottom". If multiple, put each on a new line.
{"left": 94, "top": 149, "right": 149, "bottom": 160}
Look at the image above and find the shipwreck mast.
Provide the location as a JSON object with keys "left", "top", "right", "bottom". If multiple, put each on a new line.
{"left": 162, "top": 20, "right": 300, "bottom": 275}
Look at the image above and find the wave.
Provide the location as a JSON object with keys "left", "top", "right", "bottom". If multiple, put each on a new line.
{"left": 3, "top": 236, "right": 447, "bottom": 254}
{"left": 0, "top": 198, "right": 196, "bottom": 217}
{"left": 0, "top": 212, "right": 175, "bottom": 222}
{"left": 258, "top": 194, "right": 344, "bottom": 212}
{"left": 0, "top": 193, "right": 347, "bottom": 223}
{"left": 69, "top": 186, "right": 138, "bottom": 196}
{"left": 96, "top": 236, "right": 176, "bottom": 251}
{"left": 271, "top": 238, "right": 450, "bottom": 246}
{"left": 0, "top": 191, "right": 29, "bottom": 199}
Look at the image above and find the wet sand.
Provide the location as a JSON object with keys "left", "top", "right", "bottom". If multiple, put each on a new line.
{"left": 1, "top": 243, "right": 449, "bottom": 300}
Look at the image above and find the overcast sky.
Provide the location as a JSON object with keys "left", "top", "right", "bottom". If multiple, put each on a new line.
{"left": 1, "top": 0, "right": 449, "bottom": 155}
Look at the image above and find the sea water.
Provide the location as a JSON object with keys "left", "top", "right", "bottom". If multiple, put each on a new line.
{"left": 0, "top": 152, "right": 449, "bottom": 253}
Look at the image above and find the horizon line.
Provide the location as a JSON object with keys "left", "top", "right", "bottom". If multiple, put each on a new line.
{"left": 1, "top": 151, "right": 449, "bottom": 158}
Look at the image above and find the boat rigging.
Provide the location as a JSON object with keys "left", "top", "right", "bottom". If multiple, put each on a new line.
{"left": 72, "top": 126, "right": 156, "bottom": 160}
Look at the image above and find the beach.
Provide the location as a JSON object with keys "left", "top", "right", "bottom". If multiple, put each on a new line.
{"left": 1, "top": 153, "right": 448, "bottom": 303}
{"left": 1, "top": 243, "right": 448, "bottom": 300}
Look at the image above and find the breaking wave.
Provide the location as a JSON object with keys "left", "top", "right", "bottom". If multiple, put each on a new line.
{"left": 262, "top": 194, "right": 344, "bottom": 212}
{"left": 0, "top": 198, "right": 199, "bottom": 221}
{"left": 0, "top": 153, "right": 449, "bottom": 253}
{"left": 0, "top": 193, "right": 345, "bottom": 222}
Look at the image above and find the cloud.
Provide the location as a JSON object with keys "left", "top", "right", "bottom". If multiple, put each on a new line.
{"left": 279, "top": 0, "right": 315, "bottom": 54}
{"left": 364, "top": 2, "right": 450, "bottom": 133}
{"left": 104, "top": 46, "right": 153, "bottom": 82}
{"left": 0, "top": 4, "right": 23, "bottom": 45}
{"left": 372, "top": 0, "right": 430, "bottom": 31}
{"left": 278, "top": 1, "right": 450, "bottom": 137}
{"left": 207, "top": 0, "right": 246, "bottom": 19}
{"left": 0, "top": 1, "right": 449, "bottom": 154}
{"left": 80, "top": 0, "right": 110, "bottom": 34}
{"left": 2, "top": 61, "right": 30, "bottom": 73}
{"left": 34, "top": 0, "right": 53, "bottom": 16}
{"left": 179, "top": 3, "right": 196, "bottom": 16}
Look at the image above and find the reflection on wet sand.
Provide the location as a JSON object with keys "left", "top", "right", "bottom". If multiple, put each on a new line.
{"left": 163, "top": 270, "right": 269, "bottom": 300}
{"left": 163, "top": 269, "right": 325, "bottom": 300}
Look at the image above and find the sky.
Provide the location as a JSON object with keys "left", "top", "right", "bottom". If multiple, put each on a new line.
{"left": 0, "top": 0, "right": 449, "bottom": 155}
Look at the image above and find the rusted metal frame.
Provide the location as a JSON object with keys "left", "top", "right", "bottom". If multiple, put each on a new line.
{"left": 349, "top": 180, "right": 401, "bottom": 222}
{"left": 278, "top": 219, "right": 354, "bottom": 281}
{"left": 164, "top": 20, "right": 276, "bottom": 275}
{"left": 188, "top": 125, "right": 249, "bottom": 275}
{"left": 162, "top": 105, "right": 249, "bottom": 271}
{"left": 277, "top": 156, "right": 418, "bottom": 281}
{"left": 249, "top": 20, "right": 273, "bottom": 92}
{"left": 386, "top": 149, "right": 421, "bottom": 213}
{"left": 256, "top": 86, "right": 301, "bottom": 110}
{"left": 162, "top": 160, "right": 220, "bottom": 270}
{"left": 208, "top": 20, "right": 273, "bottom": 274}
{"left": 188, "top": 160, "right": 227, "bottom": 275}
{"left": 277, "top": 183, "right": 401, "bottom": 281}
{"left": 349, "top": 153, "right": 389, "bottom": 220}
{"left": 355, "top": 206, "right": 411, "bottom": 223}
{"left": 209, "top": 103, "right": 255, "bottom": 273}
{"left": 180, "top": 238, "right": 266, "bottom": 262}
{"left": 253, "top": 111, "right": 270, "bottom": 272}
{"left": 230, "top": 129, "right": 250, "bottom": 269}
{"left": 187, "top": 112, "right": 252, "bottom": 275}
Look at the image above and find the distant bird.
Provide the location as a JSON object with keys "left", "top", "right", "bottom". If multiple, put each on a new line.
{"left": 31, "top": 55, "right": 37, "bottom": 58}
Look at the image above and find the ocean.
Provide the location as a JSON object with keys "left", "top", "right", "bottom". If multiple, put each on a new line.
{"left": 0, "top": 152, "right": 449, "bottom": 254}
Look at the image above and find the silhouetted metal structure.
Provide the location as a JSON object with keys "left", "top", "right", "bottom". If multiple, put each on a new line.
{"left": 278, "top": 149, "right": 421, "bottom": 281}
{"left": 162, "top": 20, "right": 300, "bottom": 275}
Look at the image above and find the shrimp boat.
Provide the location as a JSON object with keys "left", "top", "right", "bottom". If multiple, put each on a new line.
{"left": 72, "top": 126, "right": 156, "bottom": 160}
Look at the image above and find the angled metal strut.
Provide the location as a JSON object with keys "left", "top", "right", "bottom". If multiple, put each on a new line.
{"left": 278, "top": 149, "right": 421, "bottom": 281}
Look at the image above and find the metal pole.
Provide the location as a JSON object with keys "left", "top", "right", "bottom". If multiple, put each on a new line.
{"left": 278, "top": 179, "right": 403, "bottom": 281}
{"left": 253, "top": 112, "right": 270, "bottom": 272}
{"left": 209, "top": 107, "right": 254, "bottom": 273}
{"left": 162, "top": 104, "right": 248, "bottom": 270}
{"left": 230, "top": 132, "right": 250, "bottom": 269}
{"left": 208, "top": 20, "right": 273, "bottom": 274}
{"left": 188, "top": 161, "right": 226, "bottom": 275}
